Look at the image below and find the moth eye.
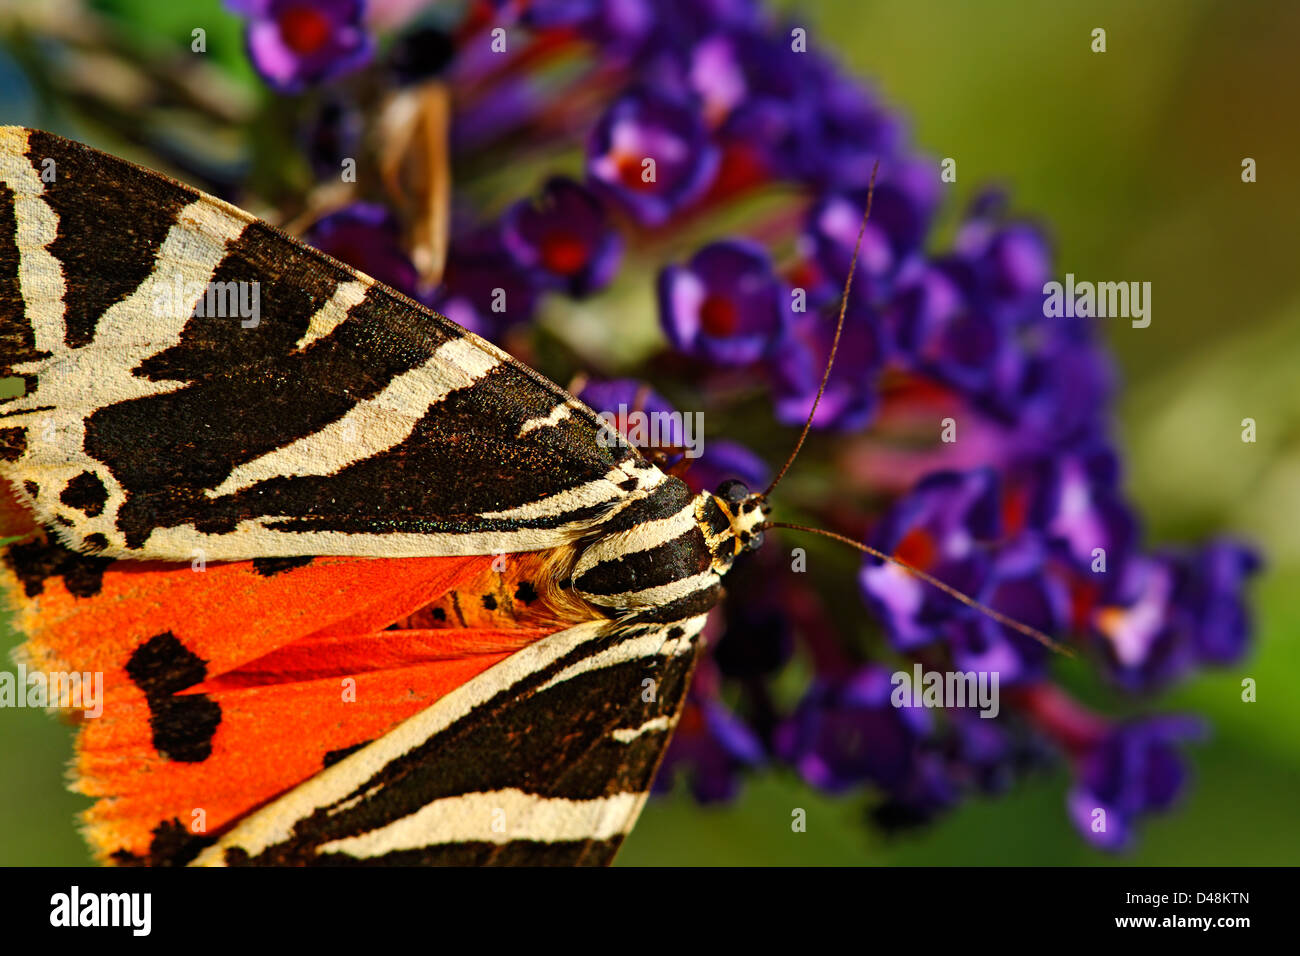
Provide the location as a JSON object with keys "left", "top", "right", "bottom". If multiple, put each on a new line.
{"left": 716, "top": 479, "right": 749, "bottom": 504}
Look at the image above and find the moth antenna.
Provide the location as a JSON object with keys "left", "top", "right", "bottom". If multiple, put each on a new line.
{"left": 765, "top": 521, "right": 1076, "bottom": 658}
{"left": 763, "top": 160, "right": 879, "bottom": 499}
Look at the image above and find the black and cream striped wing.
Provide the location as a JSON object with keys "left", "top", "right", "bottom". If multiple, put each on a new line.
{"left": 0, "top": 126, "right": 658, "bottom": 561}
{"left": 192, "top": 616, "right": 704, "bottom": 866}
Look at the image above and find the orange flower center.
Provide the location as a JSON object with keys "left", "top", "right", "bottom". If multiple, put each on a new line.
{"left": 894, "top": 527, "right": 938, "bottom": 571}
{"left": 615, "top": 152, "right": 655, "bottom": 191}
{"left": 278, "top": 6, "right": 333, "bottom": 56}
{"left": 700, "top": 294, "right": 739, "bottom": 336}
{"left": 540, "top": 231, "right": 588, "bottom": 275}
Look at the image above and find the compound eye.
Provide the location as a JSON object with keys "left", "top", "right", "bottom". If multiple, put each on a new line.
{"left": 717, "top": 479, "right": 749, "bottom": 504}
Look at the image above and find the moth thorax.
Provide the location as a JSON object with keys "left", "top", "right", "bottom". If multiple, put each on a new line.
{"left": 569, "top": 479, "right": 723, "bottom": 618}
{"left": 697, "top": 479, "right": 770, "bottom": 573}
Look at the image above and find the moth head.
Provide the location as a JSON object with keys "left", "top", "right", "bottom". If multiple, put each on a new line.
{"left": 712, "top": 479, "right": 770, "bottom": 554}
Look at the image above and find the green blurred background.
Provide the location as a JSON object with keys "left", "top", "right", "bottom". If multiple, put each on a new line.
{"left": 1, "top": 0, "right": 1297, "bottom": 865}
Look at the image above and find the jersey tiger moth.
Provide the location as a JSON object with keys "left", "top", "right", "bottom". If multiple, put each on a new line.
{"left": 0, "top": 127, "right": 1058, "bottom": 866}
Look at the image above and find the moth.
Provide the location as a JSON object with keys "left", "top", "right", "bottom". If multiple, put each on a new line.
{"left": 0, "top": 126, "right": 785, "bottom": 866}
{"left": 0, "top": 127, "right": 1052, "bottom": 866}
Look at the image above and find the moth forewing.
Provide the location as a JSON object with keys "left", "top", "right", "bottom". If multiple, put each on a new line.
{"left": 0, "top": 126, "right": 753, "bottom": 866}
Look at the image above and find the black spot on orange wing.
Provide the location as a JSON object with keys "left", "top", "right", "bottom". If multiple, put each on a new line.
{"left": 481, "top": 593, "right": 497, "bottom": 611}
{"left": 449, "top": 591, "right": 467, "bottom": 627}
{"left": 110, "top": 818, "right": 215, "bottom": 867}
{"left": 125, "top": 632, "right": 222, "bottom": 763}
{"left": 3, "top": 535, "right": 112, "bottom": 598}
{"left": 252, "top": 556, "right": 314, "bottom": 577}
{"left": 514, "top": 581, "right": 538, "bottom": 605}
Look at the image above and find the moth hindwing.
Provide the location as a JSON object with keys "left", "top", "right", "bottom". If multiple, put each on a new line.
{"left": 0, "top": 127, "right": 770, "bottom": 865}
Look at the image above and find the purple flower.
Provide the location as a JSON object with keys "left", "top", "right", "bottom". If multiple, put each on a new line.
{"left": 1176, "top": 540, "right": 1260, "bottom": 666}
{"left": 1011, "top": 319, "right": 1116, "bottom": 449}
{"left": 659, "top": 240, "right": 789, "bottom": 364}
{"left": 1090, "top": 539, "right": 1260, "bottom": 688}
{"left": 675, "top": 39, "right": 902, "bottom": 189}
{"left": 942, "top": 205, "right": 1114, "bottom": 445}
{"left": 431, "top": 224, "right": 540, "bottom": 337}
{"left": 1068, "top": 716, "right": 1206, "bottom": 851}
{"left": 578, "top": 379, "right": 683, "bottom": 452}
{"left": 980, "top": 225, "right": 1054, "bottom": 310}
{"left": 890, "top": 202, "right": 1112, "bottom": 444}
{"left": 870, "top": 753, "right": 959, "bottom": 829}
{"left": 516, "top": 0, "right": 602, "bottom": 29}
{"left": 949, "top": 535, "right": 1070, "bottom": 684}
{"left": 233, "top": 0, "right": 374, "bottom": 93}
{"left": 769, "top": 307, "right": 883, "bottom": 430}
{"left": 655, "top": 694, "right": 765, "bottom": 802}
{"left": 802, "top": 162, "right": 941, "bottom": 304}
{"left": 681, "top": 439, "right": 770, "bottom": 496}
{"left": 947, "top": 712, "right": 1016, "bottom": 794}
{"left": 305, "top": 202, "right": 420, "bottom": 298}
{"left": 893, "top": 258, "right": 1025, "bottom": 402}
{"left": 450, "top": 78, "right": 546, "bottom": 154}
{"left": 685, "top": 29, "right": 804, "bottom": 171}
{"left": 578, "top": 378, "right": 674, "bottom": 416}
{"left": 688, "top": 32, "right": 766, "bottom": 127}
{"left": 594, "top": 0, "right": 763, "bottom": 67}
{"left": 952, "top": 202, "right": 1054, "bottom": 317}
{"left": 860, "top": 469, "right": 1000, "bottom": 650}
{"left": 1026, "top": 444, "right": 1140, "bottom": 580}
{"left": 502, "top": 178, "right": 622, "bottom": 297}
{"left": 785, "top": 52, "right": 905, "bottom": 190}
{"left": 1091, "top": 554, "right": 1188, "bottom": 689}
{"left": 775, "top": 665, "right": 931, "bottom": 793}
{"left": 512, "top": 0, "right": 670, "bottom": 63}
{"left": 587, "top": 88, "right": 720, "bottom": 226}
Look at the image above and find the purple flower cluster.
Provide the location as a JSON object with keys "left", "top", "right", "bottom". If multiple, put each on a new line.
{"left": 225, "top": 0, "right": 1259, "bottom": 852}
{"left": 228, "top": 0, "right": 374, "bottom": 92}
